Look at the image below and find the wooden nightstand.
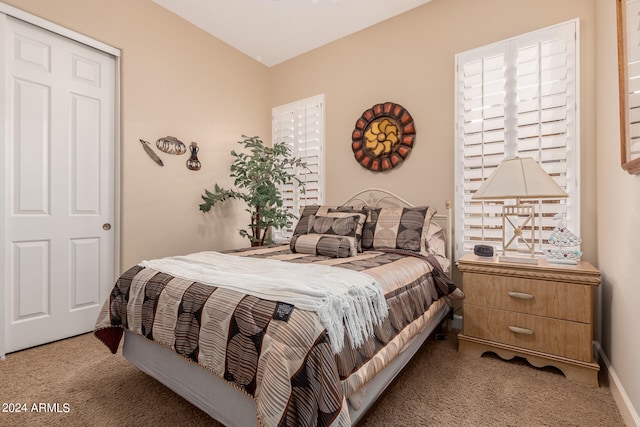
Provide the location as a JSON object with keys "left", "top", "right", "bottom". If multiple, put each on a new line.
{"left": 457, "top": 253, "right": 601, "bottom": 386}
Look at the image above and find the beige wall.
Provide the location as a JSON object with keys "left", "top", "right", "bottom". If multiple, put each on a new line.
{"left": 596, "top": 0, "right": 640, "bottom": 423}
{"left": 269, "top": 0, "right": 599, "bottom": 265}
{"left": 2, "top": 0, "right": 271, "bottom": 268}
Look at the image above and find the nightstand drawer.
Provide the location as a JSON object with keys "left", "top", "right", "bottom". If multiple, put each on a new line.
{"left": 463, "top": 272, "right": 591, "bottom": 323}
{"left": 463, "top": 305, "right": 593, "bottom": 362}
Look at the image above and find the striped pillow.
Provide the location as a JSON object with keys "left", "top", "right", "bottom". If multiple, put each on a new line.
{"left": 291, "top": 235, "right": 353, "bottom": 258}
{"left": 290, "top": 214, "right": 364, "bottom": 257}
{"left": 361, "top": 206, "right": 436, "bottom": 253}
{"left": 323, "top": 211, "right": 367, "bottom": 252}
{"left": 291, "top": 205, "right": 355, "bottom": 238}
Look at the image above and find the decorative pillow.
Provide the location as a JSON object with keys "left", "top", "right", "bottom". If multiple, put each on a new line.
{"left": 291, "top": 234, "right": 353, "bottom": 258}
{"left": 291, "top": 214, "right": 363, "bottom": 256}
{"left": 309, "top": 214, "right": 356, "bottom": 234}
{"left": 361, "top": 206, "right": 436, "bottom": 253}
{"left": 424, "top": 220, "right": 450, "bottom": 272}
{"left": 326, "top": 209, "right": 368, "bottom": 252}
{"left": 291, "top": 205, "right": 354, "bottom": 238}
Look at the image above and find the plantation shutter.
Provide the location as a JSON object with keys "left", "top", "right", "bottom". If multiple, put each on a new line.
{"left": 624, "top": 0, "right": 640, "bottom": 160}
{"left": 456, "top": 44, "right": 508, "bottom": 252}
{"left": 272, "top": 94, "right": 325, "bottom": 241}
{"left": 455, "top": 20, "right": 579, "bottom": 260}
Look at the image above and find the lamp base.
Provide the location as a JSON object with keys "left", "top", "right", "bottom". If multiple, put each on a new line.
{"left": 498, "top": 255, "right": 539, "bottom": 265}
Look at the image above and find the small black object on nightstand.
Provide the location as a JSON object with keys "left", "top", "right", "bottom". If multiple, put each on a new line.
{"left": 473, "top": 244, "right": 494, "bottom": 258}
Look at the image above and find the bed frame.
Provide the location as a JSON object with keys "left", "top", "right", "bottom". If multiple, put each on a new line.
{"left": 122, "top": 188, "right": 454, "bottom": 426}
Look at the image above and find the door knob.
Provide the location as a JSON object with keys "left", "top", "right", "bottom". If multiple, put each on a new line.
{"left": 103, "top": 223, "right": 111, "bottom": 230}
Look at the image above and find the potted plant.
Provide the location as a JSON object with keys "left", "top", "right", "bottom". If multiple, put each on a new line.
{"left": 199, "top": 135, "right": 307, "bottom": 246}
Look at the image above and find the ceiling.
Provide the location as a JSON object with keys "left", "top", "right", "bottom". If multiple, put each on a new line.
{"left": 152, "top": 0, "right": 432, "bottom": 67}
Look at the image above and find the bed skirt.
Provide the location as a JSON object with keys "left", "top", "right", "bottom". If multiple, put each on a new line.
{"left": 122, "top": 298, "right": 450, "bottom": 426}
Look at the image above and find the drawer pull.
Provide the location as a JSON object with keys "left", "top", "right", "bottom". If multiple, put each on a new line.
{"left": 508, "top": 326, "right": 534, "bottom": 335}
{"left": 508, "top": 291, "right": 534, "bottom": 300}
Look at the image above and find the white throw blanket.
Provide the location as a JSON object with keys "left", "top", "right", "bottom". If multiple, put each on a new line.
{"left": 139, "top": 251, "right": 388, "bottom": 354}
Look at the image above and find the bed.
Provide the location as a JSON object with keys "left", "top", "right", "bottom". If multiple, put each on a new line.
{"left": 94, "top": 188, "right": 464, "bottom": 426}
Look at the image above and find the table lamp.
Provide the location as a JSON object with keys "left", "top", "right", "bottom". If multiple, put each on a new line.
{"left": 471, "top": 157, "right": 568, "bottom": 264}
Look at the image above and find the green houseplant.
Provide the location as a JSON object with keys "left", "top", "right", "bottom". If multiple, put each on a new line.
{"left": 199, "top": 135, "right": 306, "bottom": 246}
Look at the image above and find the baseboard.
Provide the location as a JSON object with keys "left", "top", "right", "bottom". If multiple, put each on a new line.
{"left": 596, "top": 342, "right": 640, "bottom": 427}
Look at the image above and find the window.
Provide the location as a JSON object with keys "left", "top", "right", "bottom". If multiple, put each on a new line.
{"left": 272, "top": 94, "right": 325, "bottom": 241}
{"left": 454, "top": 20, "right": 579, "bottom": 260}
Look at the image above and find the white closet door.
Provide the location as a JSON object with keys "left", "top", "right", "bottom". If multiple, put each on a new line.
{"left": 1, "top": 15, "right": 116, "bottom": 354}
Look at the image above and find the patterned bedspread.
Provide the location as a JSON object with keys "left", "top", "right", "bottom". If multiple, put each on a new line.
{"left": 94, "top": 245, "right": 464, "bottom": 427}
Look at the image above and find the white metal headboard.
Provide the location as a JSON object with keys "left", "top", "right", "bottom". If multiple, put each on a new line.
{"left": 341, "top": 188, "right": 453, "bottom": 267}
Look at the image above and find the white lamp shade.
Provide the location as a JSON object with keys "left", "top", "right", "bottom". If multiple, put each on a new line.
{"left": 472, "top": 157, "right": 568, "bottom": 200}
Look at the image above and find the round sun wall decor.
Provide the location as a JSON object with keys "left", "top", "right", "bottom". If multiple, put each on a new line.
{"left": 351, "top": 102, "right": 416, "bottom": 172}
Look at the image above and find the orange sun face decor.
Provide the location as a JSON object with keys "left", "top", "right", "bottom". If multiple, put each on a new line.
{"left": 351, "top": 102, "right": 415, "bottom": 172}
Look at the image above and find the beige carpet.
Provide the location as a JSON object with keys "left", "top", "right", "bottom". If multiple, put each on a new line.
{"left": 0, "top": 329, "right": 625, "bottom": 427}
